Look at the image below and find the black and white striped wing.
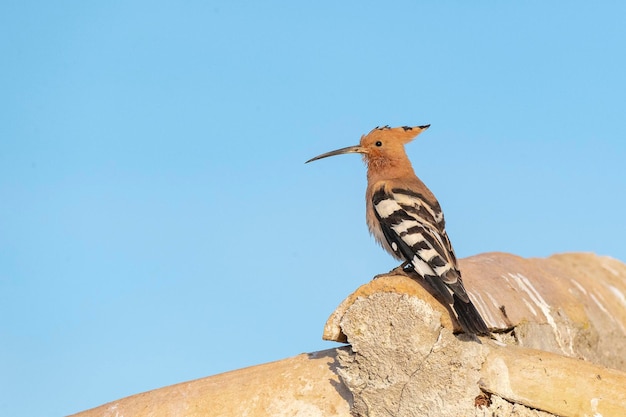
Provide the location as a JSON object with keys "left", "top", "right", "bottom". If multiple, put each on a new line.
{"left": 372, "top": 187, "right": 469, "bottom": 303}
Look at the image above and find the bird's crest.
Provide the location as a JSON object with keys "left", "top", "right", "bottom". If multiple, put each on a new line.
{"left": 364, "top": 125, "right": 430, "bottom": 145}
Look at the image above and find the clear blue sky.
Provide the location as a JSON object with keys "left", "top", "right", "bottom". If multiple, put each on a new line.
{"left": 2, "top": 2, "right": 625, "bottom": 415}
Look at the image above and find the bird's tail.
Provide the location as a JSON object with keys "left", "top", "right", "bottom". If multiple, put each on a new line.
{"left": 452, "top": 294, "right": 490, "bottom": 336}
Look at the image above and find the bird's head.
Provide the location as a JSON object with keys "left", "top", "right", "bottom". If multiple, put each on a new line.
{"left": 305, "top": 125, "right": 430, "bottom": 166}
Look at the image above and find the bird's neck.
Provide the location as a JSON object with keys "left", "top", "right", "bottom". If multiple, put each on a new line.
{"left": 365, "top": 153, "right": 416, "bottom": 184}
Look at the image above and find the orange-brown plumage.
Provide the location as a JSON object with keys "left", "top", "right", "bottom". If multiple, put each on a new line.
{"left": 306, "top": 125, "right": 490, "bottom": 336}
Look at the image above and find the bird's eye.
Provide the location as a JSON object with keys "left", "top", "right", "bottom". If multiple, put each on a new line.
{"left": 375, "top": 141, "right": 382, "bottom": 147}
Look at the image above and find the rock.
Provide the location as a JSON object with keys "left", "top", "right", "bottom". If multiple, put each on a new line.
{"left": 323, "top": 273, "right": 453, "bottom": 343}
{"left": 69, "top": 349, "right": 351, "bottom": 417}
{"left": 326, "top": 252, "right": 626, "bottom": 371}
{"left": 335, "top": 289, "right": 626, "bottom": 417}
{"left": 472, "top": 252, "right": 626, "bottom": 370}
{"left": 70, "top": 252, "right": 626, "bottom": 417}
{"left": 336, "top": 291, "right": 487, "bottom": 416}
{"left": 481, "top": 342, "right": 626, "bottom": 417}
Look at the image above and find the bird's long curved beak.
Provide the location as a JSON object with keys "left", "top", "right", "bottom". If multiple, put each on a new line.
{"left": 305, "top": 145, "right": 366, "bottom": 163}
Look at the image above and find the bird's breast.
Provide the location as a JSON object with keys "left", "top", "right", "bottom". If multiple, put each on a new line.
{"left": 365, "top": 184, "right": 404, "bottom": 261}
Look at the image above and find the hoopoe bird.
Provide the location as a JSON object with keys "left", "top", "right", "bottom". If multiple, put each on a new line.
{"left": 306, "top": 125, "right": 490, "bottom": 336}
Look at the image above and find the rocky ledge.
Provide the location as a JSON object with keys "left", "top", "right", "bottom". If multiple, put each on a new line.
{"left": 71, "top": 252, "right": 626, "bottom": 417}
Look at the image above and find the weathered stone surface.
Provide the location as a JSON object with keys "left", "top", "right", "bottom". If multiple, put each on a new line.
{"left": 336, "top": 292, "right": 487, "bottom": 416}
{"left": 70, "top": 252, "right": 626, "bottom": 417}
{"left": 481, "top": 343, "right": 626, "bottom": 417}
{"left": 323, "top": 274, "right": 453, "bottom": 343}
{"left": 474, "top": 395, "right": 555, "bottom": 417}
{"left": 69, "top": 349, "right": 352, "bottom": 417}
{"left": 326, "top": 252, "right": 626, "bottom": 371}
{"left": 460, "top": 252, "right": 626, "bottom": 370}
{"left": 334, "top": 289, "right": 626, "bottom": 417}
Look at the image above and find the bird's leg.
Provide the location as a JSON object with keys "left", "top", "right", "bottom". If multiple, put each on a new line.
{"left": 401, "top": 261, "right": 415, "bottom": 273}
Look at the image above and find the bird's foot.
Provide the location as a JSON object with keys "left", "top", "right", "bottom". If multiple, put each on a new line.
{"left": 389, "top": 261, "right": 414, "bottom": 276}
{"left": 372, "top": 272, "right": 390, "bottom": 280}
{"left": 373, "top": 262, "right": 415, "bottom": 280}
